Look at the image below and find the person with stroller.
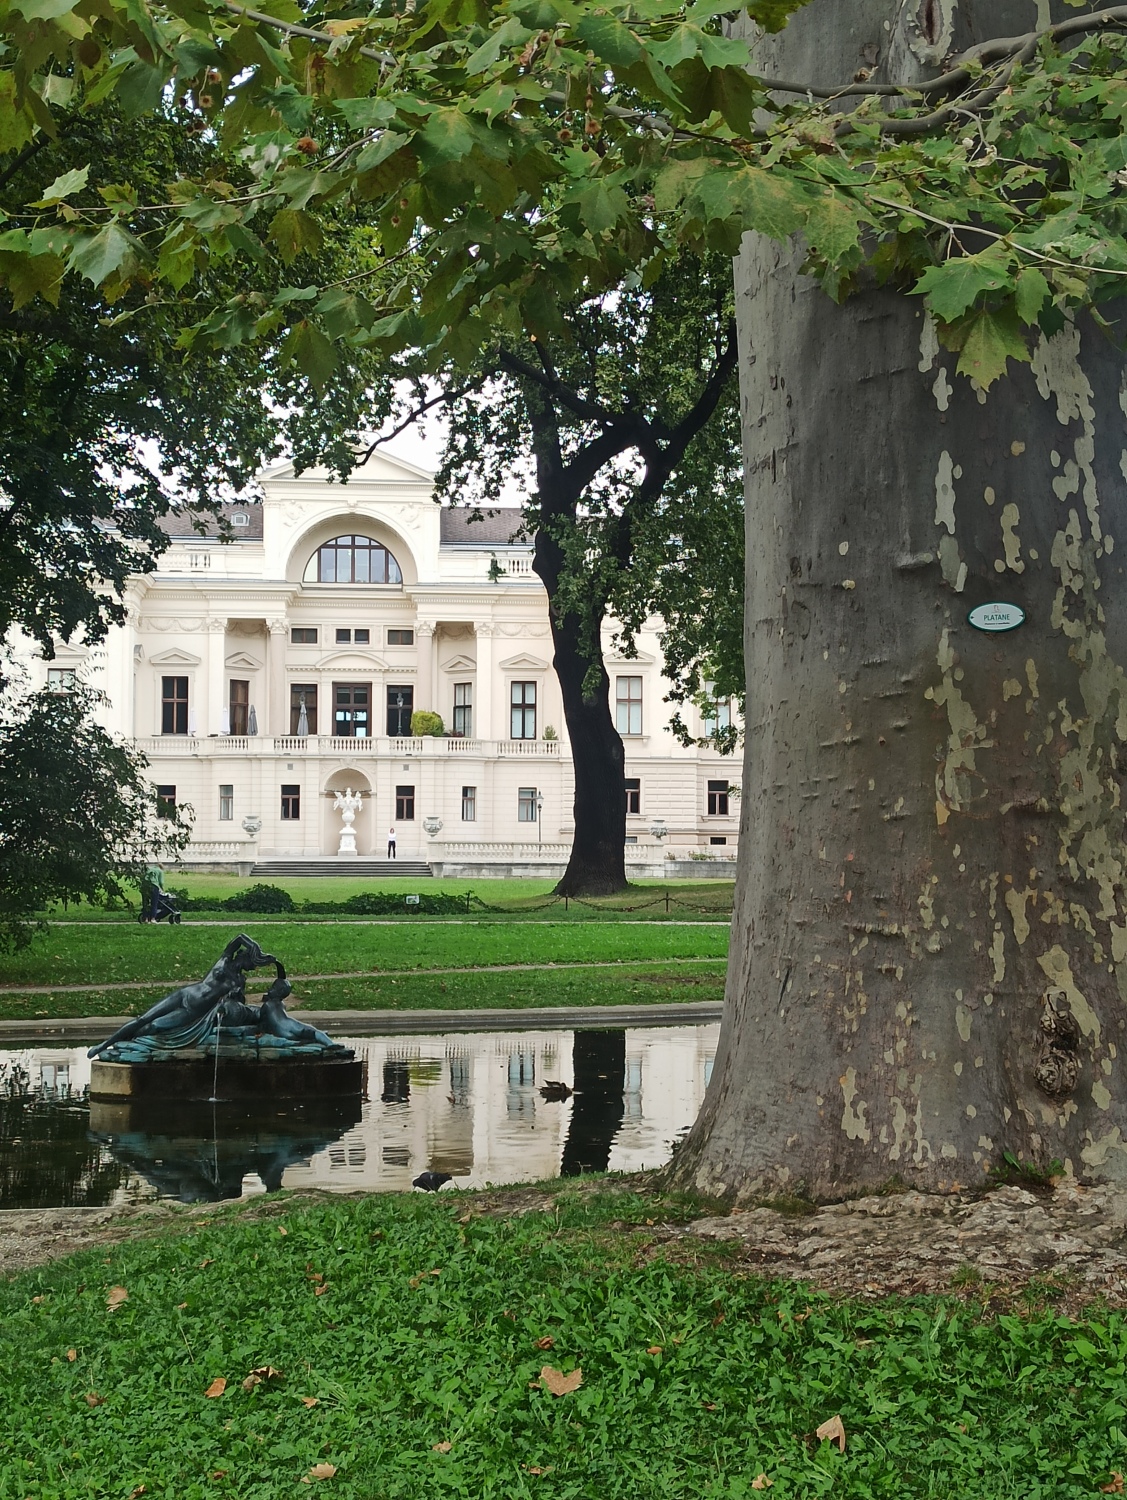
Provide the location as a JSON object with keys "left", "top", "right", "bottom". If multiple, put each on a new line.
{"left": 139, "top": 862, "right": 181, "bottom": 923}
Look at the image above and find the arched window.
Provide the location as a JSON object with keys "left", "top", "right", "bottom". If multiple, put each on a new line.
{"left": 310, "top": 535, "right": 403, "bottom": 584}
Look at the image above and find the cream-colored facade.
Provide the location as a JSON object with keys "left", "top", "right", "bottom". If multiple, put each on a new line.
{"left": 27, "top": 451, "right": 739, "bottom": 874}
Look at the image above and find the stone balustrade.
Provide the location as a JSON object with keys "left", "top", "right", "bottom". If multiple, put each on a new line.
{"left": 133, "top": 735, "right": 564, "bottom": 758}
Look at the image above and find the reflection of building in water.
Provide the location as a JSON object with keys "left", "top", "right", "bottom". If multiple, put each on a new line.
{"left": 2, "top": 1023, "right": 719, "bottom": 1204}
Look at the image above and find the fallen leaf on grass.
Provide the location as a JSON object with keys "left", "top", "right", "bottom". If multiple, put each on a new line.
{"left": 1101, "top": 1477, "right": 1125, "bottom": 1495}
{"left": 278, "top": 1226, "right": 288, "bottom": 1236}
{"left": 66, "top": 1349, "right": 77, "bottom": 1362}
{"left": 84, "top": 1392, "right": 104, "bottom": 1407}
{"left": 815, "top": 1414, "right": 846, "bottom": 1452}
{"left": 242, "top": 1366, "right": 283, "bottom": 1392}
{"left": 533, "top": 1336, "right": 555, "bottom": 1351}
{"left": 522, "top": 1465, "right": 553, "bottom": 1476}
{"left": 211, "top": 1472, "right": 227, "bottom": 1481}
{"left": 701, "top": 1402, "right": 718, "bottom": 1411}
{"left": 432, "top": 1442, "right": 452, "bottom": 1452}
{"left": 198, "top": 1259, "right": 215, "bottom": 1269}
{"left": 301, "top": 1463, "right": 337, "bottom": 1482}
{"left": 106, "top": 1286, "right": 128, "bottom": 1311}
{"left": 540, "top": 1366, "right": 582, "bottom": 1396}
{"left": 300, "top": 1397, "right": 320, "bottom": 1409}
{"left": 176, "top": 1302, "right": 188, "bottom": 1310}
{"left": 314, "top": 1284, "right": 330, "bottom": 1297}
{"left": 127, "top": 1487, "right": 147, "bottom": 1498}
{"left": 751, "top": 1476, "right": 773, "bottom": 1490}
{"left": 31, "top": 1295, "right": 46, "bottom": 1305}
{"left": 646, "top": 1345, "right": 663, "bottom": 1355}
{"left": 205, "top": 1378, "right": 227, "bottom": 1398}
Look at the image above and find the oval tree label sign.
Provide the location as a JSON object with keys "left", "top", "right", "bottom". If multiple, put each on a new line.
{"left": 967, "top": 602, "right": 1026, "bottom": 633}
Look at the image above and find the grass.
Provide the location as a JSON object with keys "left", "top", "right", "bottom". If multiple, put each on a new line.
{"left": 0, "top": 922, "right": 728, "bottom": 992}
{"left": 5, "top": 1185, "right": 1127, "bottom": 1498}
{"left": 0, "top": 962, "right": 728, "bottom": 1021}
{"left": 42, "top": 876, "right": 735, "bottom": 922}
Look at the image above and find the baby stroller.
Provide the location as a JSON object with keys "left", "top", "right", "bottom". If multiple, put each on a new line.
{"left": 139, "top": 887, "right": 182, "bottom": 924}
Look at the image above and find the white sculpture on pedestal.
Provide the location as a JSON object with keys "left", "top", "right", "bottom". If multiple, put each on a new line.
{"left": 333, "top": 787, "right": 363, "bottom": 856}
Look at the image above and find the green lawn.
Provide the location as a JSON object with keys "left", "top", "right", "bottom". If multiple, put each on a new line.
{"left": 0, "top": 962, "right": 728, "bottom": 1021}
{"left": 0, "top": 922, "right": 729, "bottom": 992}
{"left": 4, "top": 1185, "right": 1123, "bottom": 1499}
{"left": 43, "top": 876, "right": 735, "bottom": 922}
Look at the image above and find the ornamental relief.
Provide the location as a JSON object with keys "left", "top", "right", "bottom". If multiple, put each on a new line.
{"left": 142, "top": 617, "right": 207, "bottom": 633}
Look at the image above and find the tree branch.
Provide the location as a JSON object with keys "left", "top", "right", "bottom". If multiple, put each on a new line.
{"left": 355, "top": 377, "right": 488, "bottom": 465}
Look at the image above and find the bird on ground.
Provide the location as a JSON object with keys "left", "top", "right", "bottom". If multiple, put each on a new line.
{"left": 412, "top": 1171, "right": 453, "bottom": 1192}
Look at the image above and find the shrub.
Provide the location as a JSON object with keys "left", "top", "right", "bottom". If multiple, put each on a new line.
{"left": 224, "top": 883, "right": 295, "bottom": 913}
{"left": 410, "top": 709, "right": 444, "bottom": 737}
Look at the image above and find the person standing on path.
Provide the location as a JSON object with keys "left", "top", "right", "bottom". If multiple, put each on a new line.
{"left": 388, "top": 826, "right": 396, "bottom": 859}
{"left": 143, "top": 861, "right": 164, "bottom": 920}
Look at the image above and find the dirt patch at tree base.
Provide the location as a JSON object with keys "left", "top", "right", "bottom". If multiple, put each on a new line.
{"left": 6, "top": 1179, "right": 1127, "bottom": 1312}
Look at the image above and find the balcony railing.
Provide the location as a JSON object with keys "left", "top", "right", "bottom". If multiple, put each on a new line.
{"left": 134, "top": 734, "right": 565, "bottom": 758}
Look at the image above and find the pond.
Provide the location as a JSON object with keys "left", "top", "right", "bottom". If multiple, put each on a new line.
{"left": 0, "top": 1022, "right": 719, "bottom": 1208}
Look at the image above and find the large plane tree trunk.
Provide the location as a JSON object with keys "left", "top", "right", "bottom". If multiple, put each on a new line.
{"left": 671, "top": 0, "right": 1127, "bottom": 1199}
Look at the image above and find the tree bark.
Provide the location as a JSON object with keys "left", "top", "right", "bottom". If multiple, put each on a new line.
{"left": 670, "top": 0, "right": 1127, "bottom": 1199}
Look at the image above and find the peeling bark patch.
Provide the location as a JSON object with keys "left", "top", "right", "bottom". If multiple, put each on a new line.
{"left": 999, "top": 503, "right": 1025, "bottom": 573}
{"left": 1037, "top": 945, "right": 1101, "bottom": 1047}
{"left": 1033, "top": 324, "right": 1102, "bottom": 543}
{"left": 926, "top": 629, "right": 987, "bottom": 818}
{"left": 840, "top": 1066, "right": 871, "bottom": 1142}
{"left": 934, "top": 450, "right": 957, "bottom": 534}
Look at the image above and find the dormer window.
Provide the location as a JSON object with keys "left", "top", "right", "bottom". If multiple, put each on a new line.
{"left": 306, "top": 535, "right": 402, "bottom": 584}
{"left": 231, "top": 513, "right": 250, "bottom": 527}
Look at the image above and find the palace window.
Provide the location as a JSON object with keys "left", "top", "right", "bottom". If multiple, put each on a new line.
{"left": 510, "top": 681, "right": 536, "bottom": 739}
{"left": 219, "top": 784, "right": 234, "bottom": 821}
{"left": 387, "top": 685, "right": 414, "bottom": 737}
{"left": 155, "top": 785, "right": 177, "bottom": 819}
{"left": 707, "top": 780, "right": 730, "bottom": 816}
{"left": 229, "top": 678, "right": 249, "bottom": 736}
{"left": 518, "top": 786, "right": 538, "bottom": 823}
{"left": 703, "top": 696, "right": 732, "bottom": 735}
{"left": 710, "top": 836, "right": 728, "bottom": 846}
{"left": 281, "top": 784, "right": 301, "bottom": 819}
{"left": 354, "top": 628, "right": 369, "bottom": 645}
{"left": 453, "top": 682, "right": 473, "bottom": 738}
{"left": 161, "top": 676, "right": 189, "bottom": 736}
{"left": 333, "top": 683, "right": 370, "bottom": 739}
{"left": 291, "top": 627, "right": 318, "bottom": 644}
{"left": 290, "top": 684, "right": 318, "bottom": 735}
{"left": 625, "top": 777, "right": 641, "bottom": 815}
{"left": 311, "top": 535, "right": 403, "bottom": 585}
{"left": 47, "top": 667, "right": 76, "bottom": 692}
{"left": 388, "top": 628, "right": 414, "bottom": 646}
{"left": 461, "top": 785, "right": 476, "bottom": 821}
{"left": 615, "top": 676, "right": 643, "bottom": 736}
{"left": 396, "top": 784, "right": 415, "bottom": 820}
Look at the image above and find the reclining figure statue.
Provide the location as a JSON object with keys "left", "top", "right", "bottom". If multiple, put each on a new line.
{"left": 87, "top": 934, "right": 350, "bottom": 1061}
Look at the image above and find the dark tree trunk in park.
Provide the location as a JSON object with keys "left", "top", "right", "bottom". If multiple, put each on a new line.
{"left": 670, "top": 0, "right": 1127, "bottom": 1199}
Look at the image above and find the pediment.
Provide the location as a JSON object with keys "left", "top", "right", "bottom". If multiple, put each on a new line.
{"left": 149, "top": 648, "right": 202, "bottom": 667}
{"left": 441, "top": 653, "right": 477, "bottom": 673}
{"left": 314, "top": 651, "right": 393, "bottom": 672}
{"left": 606, "top": 649, "right": 655, "bottom": 667}
{"left": 498, "top": 652, "right": 549, "bottom": 672}
{"left": 225, "top": 650, "right": 262, "bottom": 670}
{"left": 46, "top": 641, "right": 88, "bottom": 662}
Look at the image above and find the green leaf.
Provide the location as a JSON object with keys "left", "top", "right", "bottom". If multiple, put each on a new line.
{"left": 464, "top": 16, "right": 534, "bottom": 75}
{"left": 0, "top": 72, "right": 34, "bottom": 154}
{"left": 267, "top": 208, "right": 323, "bottom": 264}
{"left": 281, "top": 318, "right": 338, "bottom": 392}
{"left": 955, "top": 307, "right": 1030, "bottom": 389}
{"left": 67, "top": 222, "right": 141, "bottom": 285}
{"left": 31, "top": 165, "right": 89, "bottom": 207}
{"left": 913, "top": 250, "right": 1014, "bottom": 322}
{"left": 1014, "top": 265, "right": 1050, "bottom": 325}
{"left": 334, "top": 97, "right": 398, "bottom": 129}
{"left": 698, "top": 164, "right": 811, "bottom": 240}
{"left": 418, "top": 107, "right": 480, "bottom": 163}
{"left": 10, "top": 0, "right": 83, "bottom": 19}
{"left": 575, "top": 14, "right": 643, "bottom": 68}
{"left": 803, "top": 190, "right": 863, "bottom": 264}
{"left": 0, "top": 249, "right": 64, "bottom": 309}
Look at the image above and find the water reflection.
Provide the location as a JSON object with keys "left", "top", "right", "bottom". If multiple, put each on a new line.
{"left": 0, "top": 1022, "right": 718, "bottom": 1209}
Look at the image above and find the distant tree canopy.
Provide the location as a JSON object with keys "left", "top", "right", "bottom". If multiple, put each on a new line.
{"left": 0, "top": 687, "right": 190, "bottom": 949}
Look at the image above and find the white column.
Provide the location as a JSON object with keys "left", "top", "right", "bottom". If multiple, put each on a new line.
{"left": 416, "top": 621, "right": 435, "bottom": 716}
{"left": 474, "top": 622, "right": 495, "bottom": 744}
{"left": 206, "top": 618, "right": 226, "bottom": 737}
{"left": 267, "top": 617, "right": 288, "bottom": 738}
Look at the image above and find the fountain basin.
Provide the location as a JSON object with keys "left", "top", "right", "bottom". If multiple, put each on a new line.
{"left": 90, "top": 1056, "right": 365, "bottom": 1103}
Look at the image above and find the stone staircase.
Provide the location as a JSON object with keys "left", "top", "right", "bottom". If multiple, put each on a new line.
{"left": 251, "top": 859, "right": 433, "bottom": 878}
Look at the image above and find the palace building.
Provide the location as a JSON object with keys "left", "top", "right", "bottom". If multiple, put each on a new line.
{"left": 26, "top": 450, "right": 739, "bottom": 877}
